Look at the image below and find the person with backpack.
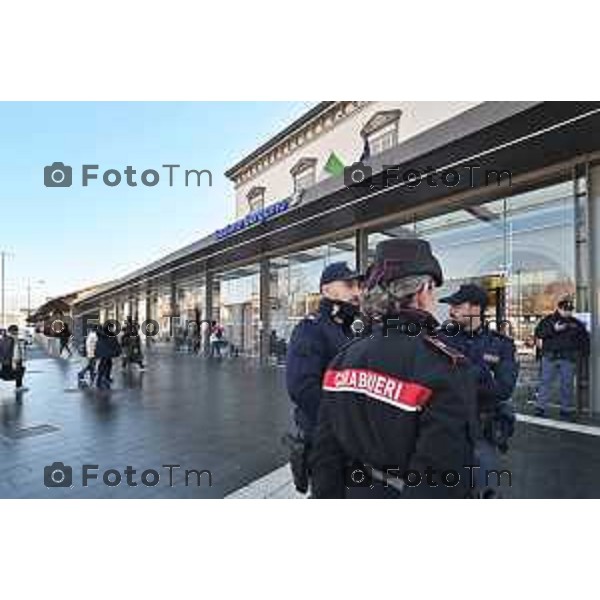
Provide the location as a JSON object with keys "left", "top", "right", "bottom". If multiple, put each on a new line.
{"left": 0, "top": 324, "right": 27, "bottom": 393}
{"left": 120, "top": 319, "right": 145, "bottom": 371}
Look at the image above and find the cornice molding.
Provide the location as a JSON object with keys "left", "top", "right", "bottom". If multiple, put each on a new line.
{"left": 230, "top": 101, "right": 370, "bottom": 186}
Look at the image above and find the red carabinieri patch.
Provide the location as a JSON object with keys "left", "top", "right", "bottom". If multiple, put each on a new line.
{"left": 323, "top": 368, "right": 432, "bottom": 412}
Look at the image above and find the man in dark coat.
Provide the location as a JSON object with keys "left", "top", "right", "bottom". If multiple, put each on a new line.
{"left": 95, "top": 325, "right": 121, "bottom": 389}
{"left": 0, "top": 325, "right": 27, "bottom": 393}
{"left": 285, "top": 261, "right": 362, "bottom": 493}
{"left": 534, "top": 296, "right": 590, "bottom": 418}
{"left": 59, "top": 321, "right": 72, "bottom": 357}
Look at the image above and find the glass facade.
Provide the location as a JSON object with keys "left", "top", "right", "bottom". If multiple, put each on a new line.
{"left": 216, "top": 265, "right": 260, "bottom": 357}
{"left": 99, "top": 173, "right": 591, "bottom": 410}
{"left": 156, "top": 284, "right": 173, "bottom": 341}
{"left": 177, "top": 278, "right": 205, "bottom": 326}
{"left": 368, "top": 180, "right": 580, "bottom": 408}
{"left": 269, "top": 238, "right": 356, "bottom": 346}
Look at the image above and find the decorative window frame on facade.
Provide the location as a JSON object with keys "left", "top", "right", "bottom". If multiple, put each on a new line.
{"left": 290, "top": 157, "right": 317, "bottom": 193}
{"left": 360, "top": 109, "right": 402, "bottom": 157}
{"left": 246, "top": 186, "right": 266, "bottom": 212}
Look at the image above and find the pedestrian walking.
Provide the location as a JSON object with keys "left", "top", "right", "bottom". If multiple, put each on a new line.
{"left": 120, "top": 320, "right": 145, "bottom": 371}
{"left": 59, "top": 322, "right": 72, "bottom": 357}
{"left": 0, "top": 324, "right": 28, "bottom": 394}
{"left": 310, "top": 239, "right": 478, "bottom": 499}
{"left": 95, "top": 326, "right": 121, "bottom": 389}
{"left": 77, "top": 325, "right": 98, "bottom": 387}
{"left": 209, "top": 321, "right": 225, "bottom": 358}
{"left": 534, "top": 296, "right": 590, "bottom": 418}
{"left": 284, "top": 261, "right": 362, "bottom": 494}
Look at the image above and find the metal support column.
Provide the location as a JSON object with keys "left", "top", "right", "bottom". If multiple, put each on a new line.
{"left": 144, "top": 290, "right": 152, "bottom": 324}
{"left": 259, "top": 259, "right": 271, "bottom": 364}
{"left": 203, "top": 269, "right": 213, "bottom": 355}
{"left": 586, "top": 162, "right": 600, "bottom": 415}
{"left": 169, "top": 279, "right": 178, "bottom": 339}
{"left": 574, "top": 165, "right": 591, "bottom": 413}
{"left": 355, "top": 229, "right": 369, "bottom": 273}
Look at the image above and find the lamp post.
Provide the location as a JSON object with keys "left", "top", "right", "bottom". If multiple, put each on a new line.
{"left": 1, "top": 250, "right": 14, "bottom": 329}
{"left": 1, "top": 251, "right": 5, "bottom": 328}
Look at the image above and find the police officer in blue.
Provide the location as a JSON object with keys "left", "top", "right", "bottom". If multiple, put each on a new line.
{"left": 284, "top": 261, "right": 362, "bottom": 493}
{"left": 534, "top": 296, "right": 590, "bottom": 419}
{"left": 440, "top": 284, "right": 519, "bottom": 494}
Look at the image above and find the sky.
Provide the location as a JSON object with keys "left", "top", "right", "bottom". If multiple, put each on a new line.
{"left": 0, "top": 101, "right": 313, "bottom": 314}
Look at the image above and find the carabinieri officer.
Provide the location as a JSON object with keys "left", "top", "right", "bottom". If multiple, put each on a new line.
{"left": 311, "top": 239, "right": 478, "bottom": 499}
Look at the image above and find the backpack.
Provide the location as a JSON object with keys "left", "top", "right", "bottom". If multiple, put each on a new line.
{"left": 0, "top": 335, "right": 15, "bottom": 366}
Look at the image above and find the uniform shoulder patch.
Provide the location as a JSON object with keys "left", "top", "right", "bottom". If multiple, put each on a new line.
{"left": 423, "top": 335, "right": 465, "bottom": 365}
{"left": 323, "top": 367, "right": 432, "bottom": 412}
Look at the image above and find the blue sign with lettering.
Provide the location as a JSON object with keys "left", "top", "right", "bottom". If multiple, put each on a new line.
{"left": 215, "top": 198, "right": 290, "bottom": 240}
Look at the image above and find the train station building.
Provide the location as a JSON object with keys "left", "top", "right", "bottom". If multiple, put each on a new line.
{"left": 72, "top": 101, "right": 600, "bottom": 413}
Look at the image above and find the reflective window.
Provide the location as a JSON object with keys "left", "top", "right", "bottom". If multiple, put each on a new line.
{"left": 247, "top": 186, "right": 265, "bottom": 213}
{"left": 368, "top": 180, "right": 576, "bottom": 406}
{"left": 294, "top": 167, "right": 316, "bottom": 192}
{"left": 269, "top": 238, "right": 356, "bottom": 344}
{"left": 177, "top": 276, "right": 205, "bottom": 339}
{"left": 216, "top": 265, "right": 260, "bottom": 357}
{"left": 155, "top": 284, "right": 174, "bottom": 341}
{"left": 368, "top": 123, "right": 398, "bottom": 155}
{"left": 369, "top": 181, "right": 574, "bottom": 332}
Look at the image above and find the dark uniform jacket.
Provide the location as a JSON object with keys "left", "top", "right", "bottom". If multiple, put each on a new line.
{"left": 442, "top": 327, "right": 518, "bottom": 414}
{"left": 95, "top": 330, "right": 121, "bottom": 359}
{"left": 311, "top": 309, "right": 478, "bottom": 499}
{"left": 286, "top": 298, "right": 353, "bottom": 434}
{"left": 535, "top": 311, "right": 590, "bottom": 362}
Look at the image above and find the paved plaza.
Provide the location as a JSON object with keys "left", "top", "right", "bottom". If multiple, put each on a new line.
{"left": 2, "top": 343, "right": 600, "bottom": 498}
